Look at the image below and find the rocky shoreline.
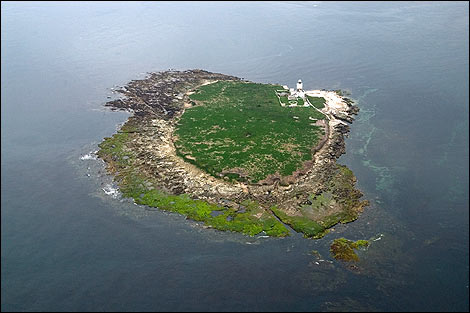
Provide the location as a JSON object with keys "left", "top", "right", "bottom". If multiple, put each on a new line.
{"left": 98, "top": 69, "right": 369, "bottom": 238}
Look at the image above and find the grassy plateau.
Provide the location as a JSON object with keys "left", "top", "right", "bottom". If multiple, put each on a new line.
{"left": 174, "top": 81, "right": 326, "bottom": 183}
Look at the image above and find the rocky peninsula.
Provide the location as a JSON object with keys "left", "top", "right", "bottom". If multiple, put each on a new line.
{"left": 98, "top": 69, "right": 369, "bottom": 238}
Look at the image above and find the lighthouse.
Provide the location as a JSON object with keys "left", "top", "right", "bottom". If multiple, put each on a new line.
{"left": 296, "top": 79, "right": 303, "bottom": 91}
{"left": 296, "top": 79, "right": 305, "bottom": 98}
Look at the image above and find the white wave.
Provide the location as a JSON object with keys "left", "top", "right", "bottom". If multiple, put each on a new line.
{"left": 372, "top": 233, "right": 384, "bottom": 241}
{"left": 102, "top": 184, "right": 120, "bottom": 199}
{"left": 80, "top": 150, "right": 98, "bottom": 160}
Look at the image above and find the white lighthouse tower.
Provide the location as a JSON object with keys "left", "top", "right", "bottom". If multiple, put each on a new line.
{"left": 296, "top": 79, "right": 305, "bottom": 98}
{"left": 296, "top": 79, "right": 303, "bottom": 91}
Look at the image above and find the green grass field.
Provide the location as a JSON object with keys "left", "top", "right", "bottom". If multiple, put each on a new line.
{"left": 174, "top": 81, "right": 326, "bottom": 183}
{"left": 306, "top": 95, "right": 326, "bottom": 109}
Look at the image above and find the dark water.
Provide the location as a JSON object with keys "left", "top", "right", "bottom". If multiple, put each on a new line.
{"left": 2, "top": 2, "right": 468, "bottom": 311}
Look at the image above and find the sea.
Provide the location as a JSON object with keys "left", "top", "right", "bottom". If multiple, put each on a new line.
{"left": 2, "top": 2, "right": 468, "bottom": 311}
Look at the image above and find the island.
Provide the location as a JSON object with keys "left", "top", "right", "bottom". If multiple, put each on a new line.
{"left": 98, "top": 69, "right": 369, "bottom": 238}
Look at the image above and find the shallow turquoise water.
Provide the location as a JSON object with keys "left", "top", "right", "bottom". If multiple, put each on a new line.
{"left": 2, "top": 2, "right": 468, "bottom": 311}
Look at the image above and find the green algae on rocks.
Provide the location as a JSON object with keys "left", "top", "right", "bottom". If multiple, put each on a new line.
{"left": 98, "top": 118, "right": 289, "bottom": 237}
{"left": 330, "top": 238, "right": 369, "bottom": 261}
{"left": 97, "top": 69, "right": 368, "bottom": 238}
{"left": 271, "top": 164, "right": 368, "bottom": 238}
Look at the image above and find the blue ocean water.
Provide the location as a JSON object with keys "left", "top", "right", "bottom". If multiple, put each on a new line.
{"left": 2, "top": 2, "right": 468, "bottom": 311}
